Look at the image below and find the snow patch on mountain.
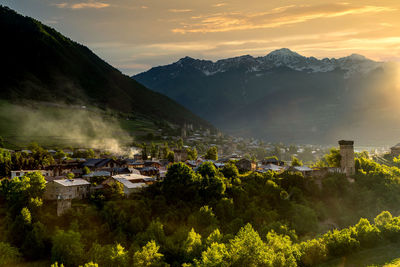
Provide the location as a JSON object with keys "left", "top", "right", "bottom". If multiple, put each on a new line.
{"left": 171, "top": 48, "right": 383, "bottom": 78}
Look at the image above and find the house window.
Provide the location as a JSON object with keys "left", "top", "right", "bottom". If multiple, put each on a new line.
{"left": 16, "top": 172, "right": 20, "bottom": 177}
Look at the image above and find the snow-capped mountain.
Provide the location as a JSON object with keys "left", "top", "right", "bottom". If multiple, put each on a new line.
{"left": 165, "top": 48, "right": 382, "bottom": 78}
{"left": 133, "top": 49, "right": 396, "bottom": 144}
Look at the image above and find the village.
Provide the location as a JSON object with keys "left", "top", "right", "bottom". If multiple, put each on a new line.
{"left": 2, "top": 134, "right": 373, "bottom": 216}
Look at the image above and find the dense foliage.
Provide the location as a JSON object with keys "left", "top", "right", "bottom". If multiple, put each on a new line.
{"left": 1, "top": 154, "right": 400, "bottom": 265}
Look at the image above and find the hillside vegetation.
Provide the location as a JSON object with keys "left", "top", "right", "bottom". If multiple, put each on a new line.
{"left": 2, "top": 150, "right": 400, "bottom": 265}
{"left": 0, "top": 6, "right": 212, "bottom": 130}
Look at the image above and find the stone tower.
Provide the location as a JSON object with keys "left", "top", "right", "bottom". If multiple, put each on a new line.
{"left": 338, "top": 140, "right": 355, "bottom": 176}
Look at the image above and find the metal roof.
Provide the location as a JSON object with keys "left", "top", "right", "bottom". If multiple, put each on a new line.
{"left": 54, "top": 179, "right": 90, "bottom": 187}
{"left": 114, "top": 178, "right": 148, "bottom": 189}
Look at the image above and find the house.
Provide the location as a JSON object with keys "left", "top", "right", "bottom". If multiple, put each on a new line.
{"left": 286, "top": 166, "right": 313, "bottom": 177}
{"left": 82, "top": 158, "right": 121, "bottom": 172}
{"left": 103, "top": 176, "right": 148, "bottom": 196}
{"left": 261, "top": 158, "right": 285, "bottom": 166}
{"left": 174, "top": 149, "right": 188, "bottom": 162}
{"left": 235, "top": 158, "right": 256, "bottom": 172}
{"left": 258, "top": 164, "right": 284, "bottom": 173}
{"left": 123, "top": 159, "right": 145, "bottom": 170}
{"left": 82, "top": 171, "right": 111, "bottom": 178}
{"left": 311, "top": 167, "right": 342, "bottom": 178}
{"left": 11, "top": 170, "right": 53, "bottom": 179}
{"left": 51, "top": 159, "right": 85, "bottom": 176}
{"left": 144, "top": 161, "right": 162, "bottom": 169}
{"left": 138, "top": 166, "right": 159, "bottom": 177}
{"left": 44, "top": 179, "right": 90, "bottom": 200}
{"left": 186, "top": 160, "right": 198, "bottom": 168}
{"left": 213, "top": 162, "right": 225, "bottom": 169}
{"left": 113, "top": 173, "right": 156, "bottom": 184}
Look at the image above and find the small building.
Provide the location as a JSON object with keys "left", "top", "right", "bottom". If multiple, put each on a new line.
{"left": 82, "top": 158, "right": 121, "bottom": 172}
{"left": 123, "top": 159, "right": 145, "bottom": 170}
{"left": 258, "top": 164, "right": 284, "bottom": 173}
{"left": 112, "top": 173, "right": 156, "bottom": 184}
{"left": 138, "top": 166, "right": 159, "bottom": 177}
{"left": 235, "top": 158, "right": 256, "bottom": 172}
{"left": 44, "top": 179, "right": 90, "bottom": 200}
{"left": 11, "top": 170, "right": 53, "bottom": 179}
{"left": 286, "top": 166, "right": 313, "bottom": 177}
{"left": 103, "top": 176, "right": 148, "bottom": 196}
{"left": 312, "top": 167, "right": 342, "bottom": 178}
{"left": 144, "top": 161, "right": 162, "bottom": 169}
{"left": 261, "top": 158, "right": 285, "bottom": 166}
{"left": 174, "top": 149, "right": 188, "bottom": 162}
{"left": 82, "top": 171, "right": 111, "bottom": 179}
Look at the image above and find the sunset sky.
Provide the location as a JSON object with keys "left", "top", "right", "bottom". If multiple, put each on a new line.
{"left": 2, "top": 0, "right": 400, "bottom": 75}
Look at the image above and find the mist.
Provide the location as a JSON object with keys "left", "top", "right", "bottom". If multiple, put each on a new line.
{"left": 0, "top": 101, "right": 135, "bottom": 155}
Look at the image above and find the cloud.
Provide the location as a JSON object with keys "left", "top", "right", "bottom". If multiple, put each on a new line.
{"left": 172, "top": 4, "right": 396, "bottom": 34}
{"left": 213, "top": 3, "right": 227, "bottom": 7}
{"left": 54, "top": 1, "right": 109, "bottom": 9}
{"left": 168, "top": 9, "right": 192, "bottom": 13}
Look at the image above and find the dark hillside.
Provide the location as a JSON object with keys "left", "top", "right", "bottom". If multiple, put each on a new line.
{"left": 0, "top": 6, "right": 212, "bottom": 129}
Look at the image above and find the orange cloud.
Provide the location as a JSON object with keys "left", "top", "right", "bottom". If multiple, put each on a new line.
{"left": 172, "top": 4, "right": 396, "bottom": 34}
{"left": 55, "top": 1, "right": 109, "bottom": 9}
{"left": 168, "top": 9, "right": 192, "bottom": 13}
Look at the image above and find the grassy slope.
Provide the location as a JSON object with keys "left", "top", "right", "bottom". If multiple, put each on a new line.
{"left": 319, "top": 244, "right": 400, "bottom": 267}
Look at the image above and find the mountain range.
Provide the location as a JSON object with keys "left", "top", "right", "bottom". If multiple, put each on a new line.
{"left": 134, "top": 49, "right": 400, "bottom": 145}
{"left": 0, "top": 6, "right": 212, "bottom": 131}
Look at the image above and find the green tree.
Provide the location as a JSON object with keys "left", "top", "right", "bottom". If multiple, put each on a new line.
{"left": 21, "top": 207, "right": 32, "bottom": 224}
{"left": 54, "top": 150, "right": 67, "bottom": 160}
{"left": 82, "top": 166, "right": 91, "bottom": 175}
{"left": 167, "top": 151, "right": 175, "bottom": 163}
{"left": 197, "top": 162, "right": 226, "bottom": 201}
{"left": 51, "top": 230, "right": 84, "bottom": 266}
{"left": 1, "top": 171, "right": 46, "bottom": 215}
{"left": 132, "top": 240, "right": 164, "bottom": 267}
{"left": 22, "top": 221, "right": 50, "bottom": 260}
{"left": 221, "top": 163, "right": 239, "bottom": 179}
{"left": 291, "top": 156, "right": 303, "bottom": 167}
{"left": 0, "top": 242, "right": 21, "bottom": 265}
{"left": 195, "top": 242, "right": 229, "bottom": 267}
{"left": 161, "top": 143, "right": 170, "bottom": 159}
{"left": 183, "top": 228, "right": 203, "bottom": 261}
{"left": 187, "top": 147, "right": 198, "bottom": 160}
{"left": 205, "top": 147, "right": 218, "bottom": 161}
{"left": 298, "top": 239, "right": 327, "bottom": 266}
{"left": 375, "top": 211, "right": 393, "bottom": 226}
{"left": 162, "top": 163, "right": 200, "bottom": 201}
{"left": 325, "top": 148, "right": 341, "bottom": 167}
{"left": 228, "top": 223, "right": 273, "bottom": 266}
{"left": 177, "top": 138, "right": 184, "bottom": 149}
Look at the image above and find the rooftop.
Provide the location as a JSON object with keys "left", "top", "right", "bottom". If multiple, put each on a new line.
{"left": 114, "top": 178, "right": 148, "bottom": 189}
{"left": 54, "top": 179, "right": 90, "bottom": 187}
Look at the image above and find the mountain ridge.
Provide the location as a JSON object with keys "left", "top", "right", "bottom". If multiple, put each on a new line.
{"left": 133, "top": 48, "right": 400, "bottom": 145}
{"left": 0, "top": 5, "right": 213, "bottom": 130}
{"left": 149, "top": 48, "right": 382, "bottom": 78}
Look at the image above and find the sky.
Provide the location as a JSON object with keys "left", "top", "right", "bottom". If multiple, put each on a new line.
{"left": 2, "top": 0, "right": 400, "bottom": 75}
